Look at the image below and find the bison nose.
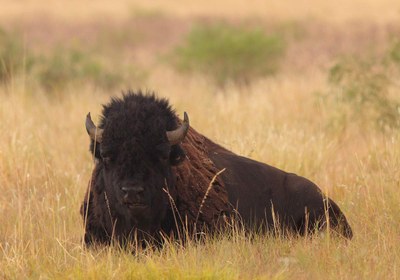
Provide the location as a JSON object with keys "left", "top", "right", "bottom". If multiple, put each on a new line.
{"left": 121, "top": 186, "right": 144, "bottom": 194}
{"left": 121, "top": 186, "right": 144, "bottom": 204}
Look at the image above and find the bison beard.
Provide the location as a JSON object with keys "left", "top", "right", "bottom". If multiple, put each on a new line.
{"left": 81, "top": 91, "right": 353, "bottom": 246}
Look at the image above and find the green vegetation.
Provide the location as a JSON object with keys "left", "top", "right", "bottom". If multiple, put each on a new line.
{"left": 171, "top": 23, "right": 285, "bottom": 87}
{"left": 0, "top": 28, "right": 146, "bottom": 94}
{"left": 322, "top": 45, "right": 400, "bottom": 131}
{"left": 389, "top": 40, "right": 400, "bottom": 67}
{"left": 37, "top": 49, "right": 124, "bottom": 93}
{"left": 0, "top": 29, "right": 35, "bottom": 84}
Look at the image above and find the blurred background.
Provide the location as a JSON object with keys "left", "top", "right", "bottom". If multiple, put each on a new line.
{"left": 1, "top": 0, "right": 400, "bottom": 96}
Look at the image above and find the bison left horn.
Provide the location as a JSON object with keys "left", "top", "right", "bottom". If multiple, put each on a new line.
{"left": 85, "top": 112, "right": 103, "bottom": 143}
{"left": 166, "top": 112, "right": 190, "bottom": 145}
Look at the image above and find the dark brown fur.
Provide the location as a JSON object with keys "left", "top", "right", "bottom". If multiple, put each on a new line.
{"left": 172, "top": 128, "right": 232, "bottom": 228}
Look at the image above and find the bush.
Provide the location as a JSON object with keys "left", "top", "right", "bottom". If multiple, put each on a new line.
{"left": 389, "top": 40, "right": 400, "bottom": 67}
{"left": 38, "top": 49, "right": 124, "bottom": 92}
{"left": 0, "top": 29, "right": 35, "bottom": 83}
{"left": 171, "top": 23, "right": 285, "bottom": 87}
{"left": 0, "top": 28, "right": 146, "bottom": 94}
{"left": 323, "top": 54, "right": 400, "bottom": 131}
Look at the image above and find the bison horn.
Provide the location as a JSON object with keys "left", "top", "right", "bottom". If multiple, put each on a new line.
{"left": 85, "top": 112, "right": 103, "bottom": 143}
{"left": 166, "top": 112, "right": 189, "bottom": 145}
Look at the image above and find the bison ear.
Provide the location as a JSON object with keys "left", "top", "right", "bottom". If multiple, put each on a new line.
{"left": 170, "top": 145, "right": 186, "bottom": 166}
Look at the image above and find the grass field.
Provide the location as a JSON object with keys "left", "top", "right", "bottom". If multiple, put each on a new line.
{"left": 1, "top": 1, "right": 400, "bottom": 279}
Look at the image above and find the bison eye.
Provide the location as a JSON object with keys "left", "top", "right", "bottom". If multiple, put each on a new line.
{"left": 170, "top": 145, "right": 186, "bottom": 166}
{"left": 156, "top": 143, "right": 171, "bottom": 163}
{"left": 159, "top": 154, "right": 169, "bottom": 164}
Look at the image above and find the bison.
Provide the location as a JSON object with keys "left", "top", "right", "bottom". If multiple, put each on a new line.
{"left": 81, "top": 91, "right": 353, "bottom": 246}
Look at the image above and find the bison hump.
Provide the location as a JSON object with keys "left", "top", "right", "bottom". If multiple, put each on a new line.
{"left": 172, "top": 127, "right": 231, "bottom": 229}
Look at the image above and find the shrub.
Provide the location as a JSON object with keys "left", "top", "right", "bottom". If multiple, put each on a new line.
{"left": 171, "top": 23, "right": 285, "bottom": 87}
{"left": 323, "top": 54, "right": 400, "bottom": 131}
{"left": 0, "top": 28, "right": 147, "bottom": 94}
{"left": 0, "top": 29, "right": 35, "bottom": 83}
{"left": 389, "top": 40, "right": 400, "bottom": 67}
{"left": 38, "top": 49, "right": 124, "bottom": 92}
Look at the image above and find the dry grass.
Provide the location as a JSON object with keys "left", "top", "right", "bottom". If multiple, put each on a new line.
{"left": 1, "top": 1, "right": 400, "bottom": 279}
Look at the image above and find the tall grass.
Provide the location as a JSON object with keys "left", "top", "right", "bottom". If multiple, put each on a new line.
{"left": 1, "top": 65, "right": 399, "bottom": 278}
{"left": 0, "top": 10, "right": 400, "bottom": 279}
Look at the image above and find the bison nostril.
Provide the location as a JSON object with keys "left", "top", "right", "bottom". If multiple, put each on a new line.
{"left": 121, "top": 186, "right": 144, "bottom": 195}
{"left": 135, "top": 186, "right": 144, "bottom": 194}
{"left": 121, "top": 187, "right": 129, "bottom": 193}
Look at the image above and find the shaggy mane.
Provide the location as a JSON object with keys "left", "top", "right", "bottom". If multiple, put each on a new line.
{"left": 173, "top": 127, "right": 231, "bottom": 229}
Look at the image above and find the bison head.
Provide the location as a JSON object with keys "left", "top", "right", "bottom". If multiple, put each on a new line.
{"left": 85, "top": 92, "right": 189, "bottom": 233}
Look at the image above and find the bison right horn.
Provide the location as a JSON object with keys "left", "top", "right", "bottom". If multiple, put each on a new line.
{"left": 85, "top": 113, "right": 103, "bottom": 143}
{"left": 166, "top": 112, "right": 190, "bottom": 145}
